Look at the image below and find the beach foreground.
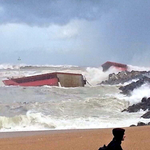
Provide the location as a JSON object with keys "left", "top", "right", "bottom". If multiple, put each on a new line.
{"left": 0, "top": 126, "right": 149, "bottom": 150}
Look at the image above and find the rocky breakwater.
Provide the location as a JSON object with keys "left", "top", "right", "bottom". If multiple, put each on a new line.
{"left": 119, "top": 76, "right": 150, "bottom": 95}
{"left": 100, "top": 70, "right": 150, "bottom": 126}
{"left": 100, "top": 70, "right": 149, "bottom": 85}
{"left": 123, "top": 97, "right": 150, "bottom": 118}
{"left": 100, "top": 70, "right": 150, "bottom": 96}
{"left": 122, "top": 97, "right": 150, "bottom": 126}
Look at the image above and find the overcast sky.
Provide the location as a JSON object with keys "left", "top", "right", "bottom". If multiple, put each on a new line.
{"left": 0, "top": 0, "right": 150, "bottom": 66}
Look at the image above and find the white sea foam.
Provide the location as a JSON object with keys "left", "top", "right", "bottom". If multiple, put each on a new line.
{"left": 128, "top": 65, "right": 150, "bottom": 71}
{"left": 127, "top": 83, "right": 150, "bottom": 105}
{"left": 83, "top": 66, "right": 121, "bottom": 86}
{"left": 0, "top": 64, "right": 150, "bottom": 131}
{"left": 0, "top": 63, "right": 78, "bottom": 70}
{"left": 0, "top": 109, "right": 149, "bottom": 131}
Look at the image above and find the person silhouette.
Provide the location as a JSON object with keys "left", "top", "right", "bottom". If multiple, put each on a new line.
{"left": 107, "top": 128, "right": 125, "bottom": 150}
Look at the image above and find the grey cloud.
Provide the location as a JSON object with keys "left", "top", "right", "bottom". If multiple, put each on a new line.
{"left": 1, "top": 0, "right": 150, "bottom": 66}
{"left": 0, "top": 0, "right": 118, "bottom": 26}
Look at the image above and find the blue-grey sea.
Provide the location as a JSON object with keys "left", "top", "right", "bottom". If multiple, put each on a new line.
{"left": 0, "top": 64, "right": 150, "bottom": 132}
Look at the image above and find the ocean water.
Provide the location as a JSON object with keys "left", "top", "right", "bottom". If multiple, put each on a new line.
{"left": 0, "top": 64, "right": 150, "bottom": 132}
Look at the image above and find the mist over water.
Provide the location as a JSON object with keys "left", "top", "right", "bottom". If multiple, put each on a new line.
{"left": 0, "top": 0, "right": 150, "bottom": 131}
{"left": 1, "top": 1, "right": 150, "bottom": 66}
{"left": 0, "top": 64, "right": 150, "bottom": 131}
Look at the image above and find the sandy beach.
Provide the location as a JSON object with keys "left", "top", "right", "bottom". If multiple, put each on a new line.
{"left": 0, "top": 126, "right": 149, "bottom": 150}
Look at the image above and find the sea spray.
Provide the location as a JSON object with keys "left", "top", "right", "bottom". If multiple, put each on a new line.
{"left": 0, "top": 64, "right": 150, "bottom": 131}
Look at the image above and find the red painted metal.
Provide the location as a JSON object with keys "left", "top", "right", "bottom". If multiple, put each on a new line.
{"left": 2, "top": 72, "right": 85, "bottom": 87}
{"left": 3, "top": 72, "right": 59, "bottom": 86}
{"left": 101, "top": 61, "right": 128, "bottom": 72}
{"left": 3, "top": 78, "right": 58, "bottom": 86}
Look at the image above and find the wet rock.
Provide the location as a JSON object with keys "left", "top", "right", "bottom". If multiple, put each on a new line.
{"left": 130, "top": 122, "right": 150, "bottom": 127}
{"left": 123, "top": 97, "right": 150, "bottom": 118}
{"left": 100, "top": 70, "right": 149, "bottom": 85}
{"left": 100, "top": 70, "right": 150, "bottom": 96}
{"left": 141, "top": 97, "right": 147, "bottom": 103}
{"left": 148, "top": 122, "right": 150, "bottom": 125}
{"left": 141, "top": 111, "right": 150, "bottom": 118}
{"left": 130, "top": 124, "right": 136, "bottom": 127}
{"left": 137, "top": 122, "right": 147, "bottom": 126}
{"left": 119, "top": 76, "right": 150, "bottom": 95}
{"left": 123, "top": 97, "right": 150, "bottom": 113}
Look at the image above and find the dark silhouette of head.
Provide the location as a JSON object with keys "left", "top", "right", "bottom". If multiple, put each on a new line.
{"left": 112, "top": 128, "right": 125, "bottom": 141}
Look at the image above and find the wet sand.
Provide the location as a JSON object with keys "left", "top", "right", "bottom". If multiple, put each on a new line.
{"left": 0, "top": 126, "right": 150, "bottom": 150}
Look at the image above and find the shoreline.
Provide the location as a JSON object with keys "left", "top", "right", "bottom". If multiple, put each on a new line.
{"left": 0, "top": 126, "right": 150, "bottom": 150}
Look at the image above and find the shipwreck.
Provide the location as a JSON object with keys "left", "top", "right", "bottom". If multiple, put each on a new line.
{"left": 3, "top": 72, "right": 86, "bottom": 87}
{"left": 101, "top": 61, "right": 128, "bottom": 72}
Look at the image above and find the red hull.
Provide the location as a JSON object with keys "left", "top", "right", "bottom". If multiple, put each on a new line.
{"left": 3, "top": 72, "right": 86, "bottom": 87}
{"left": 3, "top": 78, "right": 59, "bottom": 86}
{"left": 101, "top": 61, "right": 128, "bottom": 72}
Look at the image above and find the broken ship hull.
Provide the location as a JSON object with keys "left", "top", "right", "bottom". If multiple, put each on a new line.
{"left": 101, "top": 61, "right": 128, "bottom": 72}
{"left": 3, "top": 72, "right": 86, "bottom": 87}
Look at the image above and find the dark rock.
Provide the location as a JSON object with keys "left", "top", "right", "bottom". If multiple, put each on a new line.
{"left": 100, "top": 70, "right": 150, "bottom": 85}
{"left": 119, "top": 76, "right": 150, "bottom": 95}
{"left": 141, "top": 111, "right": 150, "bottom": 118}
{"left": 124, "top": 97, "right": 150, "bottom": 113}
{"left": 125, "top": 104, "right": 142, "bottom": 112}
{"left": 123, "top": 97, "right": 150, "bottom": 118}
{"left": 130, "top": 124, "right": 136, "bottom": 127}
{"left": 100, "top": 70, "right": 150, "bottom": 96}
{"left": 129, "top": 122, "right": 150, "bottom": 127}
{"left": 141, "top": 97, "right": 147, "bottom": 103}
{"left": 121, "top": 109, "right": 127, "bottom": 112}
{"left": 137, "top": 122, "right": 146, "bottom": 126}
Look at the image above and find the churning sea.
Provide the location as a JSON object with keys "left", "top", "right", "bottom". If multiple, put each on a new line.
{"left": 0, "top": 63, "right": 150, "bottom": 132}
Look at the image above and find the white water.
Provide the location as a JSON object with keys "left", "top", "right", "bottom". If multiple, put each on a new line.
{"left": 0, "top": 64, "right": 150, "bottom": 131}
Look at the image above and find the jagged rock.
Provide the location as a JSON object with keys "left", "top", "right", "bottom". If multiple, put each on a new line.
{"left": 141, "top": 97, "right": 147, "bottom": 102}
{"left": 123, "top": 97, "right": 150, "bottom": 113}
{"left": 141, "top": 111, "right": 150, "bottom": 118}
{"left": 123, "top": 97, "right": 150, "bottom": 118}
{"left": 148, "top": 122, "right": 150, "bottom": 125}
{"left": 100, "top": 70, "right": 150, "bottom": 96}
{"left": 130, "top": 124, "right": 136, "bottom": 127}
{"left": 123, "top": 104, "right": 142, "bottom": 112}
{"left": 130, "top": 122, "right": 150, "bottom": 127}
{"left": 137, "top": 122, "right": 147, "bottom": 126}
{"left": 100, "top": 70, "right": 149, "bottom": 85}
{"left": 119, "top": 76, "right": 150, "bottom": 95}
